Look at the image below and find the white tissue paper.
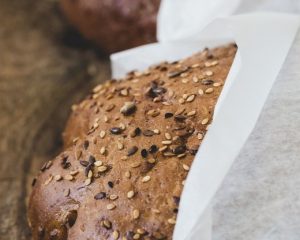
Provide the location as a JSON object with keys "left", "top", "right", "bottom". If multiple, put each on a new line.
{"left": 110, "top": 1, "right": 300, "bottom": 239}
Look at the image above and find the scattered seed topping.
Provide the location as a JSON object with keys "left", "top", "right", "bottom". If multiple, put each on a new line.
{"left": 130, "top": 127, "right": 141, "bottom": 137}
{"left": 174, "top": 115, "right": 187, "bottom": 122}
{"left": 72, "top": 137, "right": 79, "bottom": 144}
{"left": 105, "top": 104, "right": 115, "bottom": 112}
{"left": 84, "top": 178, "right": 92, "bottom": 186}
{"left": 149, "top": 145, "right": 158, "bottom": 154}
{"left": 177, "top": 153, "right": 186, "bottom": 158}
{"left": 125, "top": 171, "right": 131, "bottom": 179}
{"left": 168, "top": 67, "right": 189, "bottom": 78}
{"left": 120, "top": 102, "right": 137, "bottom": 116}
{"left": 183, "top": 164, "right": 190, "bottom": 171}
{"left": 80, "top": 160, "right": 89, "bottom": 167}
{"left": 84, "top": 165, "right": 93, "bottom": 177}
{"left": 186, "top": 94, "right": 196, "bottom": 102}
{"left": 102, "top": 220, "right": 112, "bottom": 229}
{"left": 107, "top": 203, "right": 116, "bottom": 210}
{"left": 133, "top": 209, "right": 140, "bottom": 219}
{"left": 141, "top": 149, "right": 148, "bottom": 158}
{"left": 127, "top": 190, "right": 135, "bottom": 199}
{"left": 143, "top": 129, "right": 155, "bottom": 137}
{"left": 137, "top": 228, "right": 146, "bottom": 235}
{"left": 127, "top": 146, "right": 138, "bottom": 156}
{"left": 54, "top": 174, "right": 62, "bottom": 181}
{"left": 40, "top": 160, "right": 52, "bottom": 172}
{"left": 88, "top": 155, "right": 96, "bottom": 164}
{"left": 108, "top": 181, "right": 114, "bottom": 188}
{"left": 201, "top": 118, "right": 209, "bottom": 125}
{"left": 146, "top": 83, "right": 167, "bottom": 98}
{"left": 175, "top": 108, "right": 185, "bottom": 115}
{"left": 205, "top": 88, "right": 214, "bottom": 94}
{"left": 152, "top": 209, "right": 161, "bottom": 214}
{"left": 201, "top": 79, "right": 214, "bottom": 85}
{"left": 178, "top": 98, "right": 185, "bottom": 104}
{"left": 110, "top": 127, "right": 123, "bottom": 135}
{"left": 94, "top": 192, "right": 107, "bottom": 200}
{"left": 173, "top": 136, "right": 179, "bottom": 141}
{"left": 99, "top": 130, "right": 106, "bottom": 139}
{"left": 64, "top": 174, "right": 74, "bottom": 181}
{"left": 167, "top": 88, "right": 174, "bottom": 96}
{"left": 112, "top": 230, "right": 119, "bottom": 240}
{"left": 164, "top": 133, "right": 172, "bottom": 140}
{"left": 173, "top": 196, "right": 181, "bottom": 205}
{"left": 133, "top": 233, "right": 141, "bottom": 239}
{"left": 162, "top": 101, "right": 172, "bottom": 106}
{"left": 198, "top": 88, "right": 204, "bottom": 95}
{"left": 94, "top": 160, "right": 103, "bottom": 167}
{"left": 168, "top": 218, "right": 176, "bottom": 225}
{"left": 205, "top": 70, "right": 214, "bottom": 76}
{"left": 164, "top": 112, "right": 174, "bottom": 118}
{"left": 181, "top": 70, "right": 188, "bottom": 76}
{"left": 173, "top": 145, "right": 187, "bottom": 155}
{"left": 100, "top": 147, "right": 106, "bottom": 155}
{"left": 131, "top": 162, "right": 141, "bottom": 168}
{"left": 109, "top": 194, "right": 119, "bottom": 201}
{"left": 213, "top": 82, "right": 222, "bottom": 87}
{"left": 147, "top": 158, "right": 156, "bottom": 164}
{"left": 181, "top": 78, "right": 189, "bottom": 83}
{"left": 98, "top": 165, "right": 108, "bottom": 173}
{"left": 119, "top": 123, "right": 126, "bottom": 130}
{"left": 120, "top": 88, "right": 128, "bottom": 96}
{"left": 159, "top": 146, "right": 168, "bottom": 152}
{"left": 197, "top": 132, "right": 204, "bottom": 140}
{"left": 142, "top": 175, "right": 151, "bottom": 183}
{"left": 162, "top": 140, "right": 172, "bottom": 145}
{"left": 182, "top": 94, "right": 188, "bottom": 100}
{"left": 31, "top": 178, "right": 37, "bottom": 187}
{"left": 44, "top": 175, "right": 53, "bottom": 185}
{"left": 164, "top": 152, "right": 175, "bottom": 157}
{"left": 83, "top": 140, "right": 89, "bottom": 150}
{"left": 153, "top": 129, "right": 160, "bottom": 134}
{"left": 192, "top": 76, "right": 199, "bottom": 83}
{"left": 189, "top": 145, "right": 199, "bottom": 155}
{"left": 205, "top": 60, "right": 219, "bottom": 67}
{"left": 117, "top": 141, "right": 124, "bottom": 150}
{"left": 187, "top": 110, "right": 196, "bottom": 116}
{"left": 147, "top": 109, "right": 160, "bottom": 117}
{"left": 64, "top": 188, "right": 70, "bottom": 197}
{"left": 61, "top": 156, "right": 71, "bottom": 169}
{"left": 92, "top": 84, "right": 102, "bottom": 93}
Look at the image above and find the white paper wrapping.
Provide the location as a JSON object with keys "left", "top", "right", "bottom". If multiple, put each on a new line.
{"left": 110, "top": 2, "right": 300, "bottom": 240}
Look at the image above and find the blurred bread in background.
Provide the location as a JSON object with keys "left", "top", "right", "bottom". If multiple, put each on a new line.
{"left": 60, "top": 0, "right": 161, "bottom": 53}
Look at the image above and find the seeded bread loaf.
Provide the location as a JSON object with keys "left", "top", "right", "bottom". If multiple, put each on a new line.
{"left": 28, "top": 44, "right": 237, "bottom": 240}
{"left": 60, "top": 0, "right": 160, "bottom": 53}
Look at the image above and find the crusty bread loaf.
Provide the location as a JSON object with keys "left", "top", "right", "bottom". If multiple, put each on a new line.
{"left": 60, "top": 0, "right": 160, "bottom": 53}
{"left": 28, "top": 44, "right": 237, "bottom": 240}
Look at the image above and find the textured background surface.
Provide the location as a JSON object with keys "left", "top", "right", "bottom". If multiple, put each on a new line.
{"left": 213, "top": 2, "right": 300, "bottom": 240}
{"left": 0, "top": 1, "right": 110, "bottom": 239}
{"left": 213, "top": 22, "right": 300, "bottom": 240}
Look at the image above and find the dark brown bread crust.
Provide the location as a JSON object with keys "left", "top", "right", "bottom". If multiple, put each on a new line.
{"left": 28, "top": 44, "right": 237, "bottom": 240}
{"left": 60, "top": 0, "right": 161, "bottom": 53}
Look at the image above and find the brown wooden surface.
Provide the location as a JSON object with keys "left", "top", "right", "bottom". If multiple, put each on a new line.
{"left": 0, "top": 1, "right": 110, "bottom": 239}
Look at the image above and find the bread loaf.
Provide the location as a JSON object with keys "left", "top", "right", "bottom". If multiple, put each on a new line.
{"left": 28, "top": 43, "right": 237, "bottom": 240}
{"left": 60, "top": 0, "right": 161, "bottom": 53}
